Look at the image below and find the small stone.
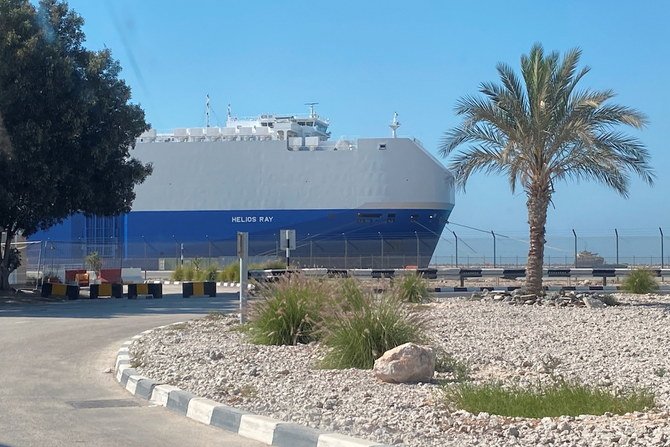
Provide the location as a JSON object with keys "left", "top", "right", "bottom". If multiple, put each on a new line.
{"left": 583, "top": 296, "right": 606, "bottom": 308}
{"left": 558, "top": 421, "right": 571, "bottom": 432}
{"left": 103, "top": 367, "right": 113, "bottom": 374}
{"left": 508, "top": 427, "right": 520, "bottom": 437}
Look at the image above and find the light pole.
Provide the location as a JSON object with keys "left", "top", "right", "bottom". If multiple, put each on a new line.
{"left": 415, "top": 231, "right": 419, "bottom": 267}
{"left": 379, "top": 232, "right": 384, "bottom": 269}
{"left": 343, "top": 233, "right": 348, "bottom": 269}
{"left": 141, "top": 235, "right": 147, "bottom": 280}
{"left": 308, "top": 233, "right": 313, "bottom": 267}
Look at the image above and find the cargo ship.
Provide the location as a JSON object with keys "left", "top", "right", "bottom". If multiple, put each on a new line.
{"left": 32, "top": 106, "right": 455, "bottom": 268}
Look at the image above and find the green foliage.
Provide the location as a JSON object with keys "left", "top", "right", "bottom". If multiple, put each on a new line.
{"left": 0, "top": 0, "right": 151, "bottom": 289}
{"left": 85, "top": 251, "right": 102, "bottom": 273}
{"left": 621, "top": 269, "right": 659, "bottom": 294}
{"left": 443, "top": 381, "right": 654, "bottom": 418}
{"left": 183, "top": 264, "right": 195, "bottom": 281}
{"left": 598, "top": 294, "right": 620, "bottom": 306}
{"left": 202, "top": 264, "right": 219, "bottom": 281}
{"left": 248, "top": 275, "right": 327, "bottom": 346}
{"left": 434, "top": 349, "right": 470, "bottom": 382}
{"left": 0, "top": 247, "right": 21, "bottom": 274}
{"left": 440, "top": 44, "right": 654, "bottom": 296}
{"left": 395, "top": 273, "right": 431, "bottom": 303}
{"left": 172, "top": 265, "right": 184, "bottom": 281}
{"left": 219, "top": 261, "right": 240, "bottom": 282}
{"left": 320, "top": 280, "right": 424, "bottom": 369}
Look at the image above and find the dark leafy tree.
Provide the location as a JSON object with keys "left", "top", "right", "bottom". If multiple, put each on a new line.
{"left": 0, "top": 0, "right": 152, "bottom": 289}
{"left": 441, "top": 44, "right": 654, "bottom": 295}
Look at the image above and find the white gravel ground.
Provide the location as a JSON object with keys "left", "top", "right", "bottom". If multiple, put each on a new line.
{"left": 131, "top": 293, "right": 670, "bottom": 447}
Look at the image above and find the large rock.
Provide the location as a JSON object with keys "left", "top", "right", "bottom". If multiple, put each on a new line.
{"left": 373, "top": 343, "right": 435, "bottom": 383}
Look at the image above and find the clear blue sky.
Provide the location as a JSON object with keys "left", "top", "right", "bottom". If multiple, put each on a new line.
{"left": 64, "top": 0, "right": 668, "bottom": 248}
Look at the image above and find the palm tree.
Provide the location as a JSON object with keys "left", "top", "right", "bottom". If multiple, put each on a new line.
{"left": 440, "top": 44, "right": 654, "bottom": 295}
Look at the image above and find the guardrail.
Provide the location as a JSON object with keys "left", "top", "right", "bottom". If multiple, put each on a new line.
{"left": 250, "top": 267, "right": 670, "bottom": 287}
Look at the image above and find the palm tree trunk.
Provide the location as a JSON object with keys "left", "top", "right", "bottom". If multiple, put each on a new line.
{"left": 526, "top": 191, "right": 549, "bottom": 295}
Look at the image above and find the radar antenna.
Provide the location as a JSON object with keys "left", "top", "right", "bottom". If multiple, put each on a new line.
{"left": 389, "top": 112, "right": 401, "bottom": 138}
{"left": 305, "top": 102, "right": 319, "bottom": 118}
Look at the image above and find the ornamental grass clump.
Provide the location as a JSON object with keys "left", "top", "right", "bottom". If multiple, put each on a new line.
{"left": 172, "top": 265, "right": 184, "bottom": 281}
{"left": 202, "top": 264, "right": 219, "bottom": 281}
{"left": 395, "top": 273, "right": 431, "bottom": 303}
{"left": 218, "top": 261, "right": 240, "bottom": 282}
{"left": 248, "top": 275, "right": 328, "bottom": 346}
{"left": 621, "top": 269, "right": 659, "bottom": 294}
{"left": 443, "top": 381, "right": 654, "bottom": 418}
{"left": 320, "top": 279, "right": 425, "bottom": 369}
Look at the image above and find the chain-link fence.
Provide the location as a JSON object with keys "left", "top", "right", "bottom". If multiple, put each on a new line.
{"left": 19, "top": 228, "right": 669, "bottom": 283}
{"left": 432, "top": 229, "right": 668, "bottom": 268}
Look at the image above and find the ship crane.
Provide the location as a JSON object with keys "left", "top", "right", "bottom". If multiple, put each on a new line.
{"left": 389, "top": 112, "right": 401, "bottom": 138}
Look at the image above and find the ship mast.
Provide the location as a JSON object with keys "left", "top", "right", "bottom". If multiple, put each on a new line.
{"left": 205, "top": 94, "right": 211, "bottom": 128}
{"left": 305, "top": 102, "right": 318, "bottom": 118}
{"left": 389, "top": 112, "right": 400, "bottom": 138}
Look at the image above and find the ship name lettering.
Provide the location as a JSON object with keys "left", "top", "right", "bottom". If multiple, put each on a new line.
{"left": 232, "top": 216, "right": 274, "bottom": 223}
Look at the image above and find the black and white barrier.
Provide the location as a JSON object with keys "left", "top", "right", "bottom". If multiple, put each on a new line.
{"left": 249, "top": 267, "right": 670, "bottom": 285}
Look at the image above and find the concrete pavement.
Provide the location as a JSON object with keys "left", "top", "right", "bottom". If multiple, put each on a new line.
{"left": 0, "top": 292, "right": 263, "bottom": 447}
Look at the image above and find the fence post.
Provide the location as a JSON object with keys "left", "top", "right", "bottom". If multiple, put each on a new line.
{"left": 452, "top": 231, "right": 458, "bottom": 267}
{"left": 572, "top": 229, "right": 577, "bottom": 267}
{"left": 491, "top": 230, "right": 496, "bottom": 268}
{"left": 615, "top": 228, "right": 619, "bottom": 265}
{"left": 660, "top": 227, "right": 664, "bottom": 269}
{"left": 415, "top": 231, "right": 419, "bottom": 267}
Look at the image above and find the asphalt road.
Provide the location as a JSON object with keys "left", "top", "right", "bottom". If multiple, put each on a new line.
{"left": 0, "top": 292, "right": 264, "bottom": 447}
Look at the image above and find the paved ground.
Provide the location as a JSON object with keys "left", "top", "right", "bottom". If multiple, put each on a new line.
{"left": 0, "top": 290, "right": 263, "bottom": 447}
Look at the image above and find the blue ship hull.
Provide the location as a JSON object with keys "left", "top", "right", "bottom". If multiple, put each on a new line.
{"left": 31, "top": 207, "right": 451, "bottom": 268}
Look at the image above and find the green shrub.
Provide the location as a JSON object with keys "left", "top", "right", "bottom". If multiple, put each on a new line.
{"left": 434, "top": 349, "right": 470, "bottom": 382}
{"left": 203, "top": 264, "right": 219, "bottom": 281}
{"left": 172, "top": 265, "right": 184, "bottom": 281}
{"left": 248, "top": 275, "right": 328, "bottom": 345}
{"left": 395, "top": 273, "right": 431, "bottom": 303}
{"left": 85, "top": 251, "right": 102, "bottom": 273}
{"left": 320, "top": 280, "right": 424, "bottom": 370}
{"left": 621, "top": 269, "right": 659, "bottom": 294}
{"left": 219, "top": 261, "right": 240, "bottom": 282}
{"left": 443, "top": 381, "right": 654, "bottom": 418}
{"left": 183, "top": 264, "right": 195, "bottom": 281}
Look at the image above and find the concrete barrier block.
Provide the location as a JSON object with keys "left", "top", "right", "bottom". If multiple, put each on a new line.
{"left": 166, "top": 389, "right": 196, "bottom": 415}
{"left": 210, "top": 404, "right": 251, "bottom": 433}
{"left": 134, "top": 378, "right": 158, "bottom": 400}
{"left": 186, "top": 397, "right": 224, "bottom": 425}
{"left": 119, "top": 368, "right": 138, "bottom": 387}
{"left": 317, "top": 433, "right": 386, "bottom": 447}
{"left": 273, "top": 422, "right": 321, "bottom": 447}
{"left": 115, "top": 363, "right": 131, "bottom": 382}
{"left": 238, "top": 414, "right": 281, "bottom": 444}
{"left": 125, "top": 374, "right": 150, "bottom": 395}
{"left": 150, "top": 384, "right": 180, "bottom": 406}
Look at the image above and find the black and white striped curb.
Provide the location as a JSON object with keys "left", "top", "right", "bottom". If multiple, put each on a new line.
{"left": 115, "top": 324, "right": 389, "bottom": 447}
